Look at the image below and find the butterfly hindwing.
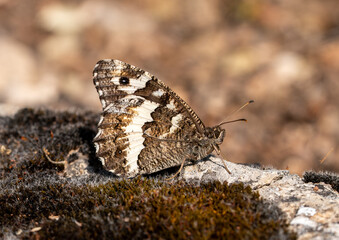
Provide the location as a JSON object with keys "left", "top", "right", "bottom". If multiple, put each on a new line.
{"left": 93, "top": 59, "right": 208, "bottom": 177}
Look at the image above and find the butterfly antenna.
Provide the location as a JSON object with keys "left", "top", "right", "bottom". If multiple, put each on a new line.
{"left": 320, "top": 147, "right": 334, "bottom": 164}
{"left": 218, "top": 100, "right": 254, "bottom": 126}
{"left": 213, "top": 145, "right": 231, "bottom": 174}
{"left": 218, "top": 118, "right": 247, "bottom": 127}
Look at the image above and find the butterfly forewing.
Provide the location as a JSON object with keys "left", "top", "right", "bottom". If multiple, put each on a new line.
{"left": 93, "top": 59, "right": 207, "bottom": 177}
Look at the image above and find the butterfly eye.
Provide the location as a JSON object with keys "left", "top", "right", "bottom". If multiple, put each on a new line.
{"left": 193, "top": 145, "right": 199, "bottom": 154}
{"left": 115, "top": 148, "right": 124, "bottom": 158}
{"left": 119, "top": 77, "right": 130, "bottom": 85}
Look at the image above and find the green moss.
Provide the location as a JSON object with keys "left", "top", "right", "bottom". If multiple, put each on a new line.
{"left": 0, "top": 177, "right": 295, "bottom": 239}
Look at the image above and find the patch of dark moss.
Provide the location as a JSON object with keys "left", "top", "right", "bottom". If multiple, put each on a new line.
{"left": 0, "top": 177, "right": 295, "bottom": 239}
{"left": 0, "top": 108, "right": 100, "bottom": 176}
{"left": 303, "top": 171, "right": 339, "bottom": 193}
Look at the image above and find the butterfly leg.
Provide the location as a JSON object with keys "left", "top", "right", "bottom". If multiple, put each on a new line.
{"left": 213, "top": 145, "right": 232, "bottom": 174}
{"left": 166, "top": 157, "right": 187, "bottom": 181}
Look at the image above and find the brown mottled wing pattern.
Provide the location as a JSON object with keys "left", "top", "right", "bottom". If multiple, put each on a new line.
{"left": 93, "top": 59, "right": 206, "bottom": 177}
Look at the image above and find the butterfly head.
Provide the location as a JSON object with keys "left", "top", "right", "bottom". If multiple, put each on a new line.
{"left": 205, "top": 126, "right": 225, "bottom": 145}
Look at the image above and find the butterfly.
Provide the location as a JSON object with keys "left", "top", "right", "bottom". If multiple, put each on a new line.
{"left": 93, "top": 59, "right": 246, "bottom": 178}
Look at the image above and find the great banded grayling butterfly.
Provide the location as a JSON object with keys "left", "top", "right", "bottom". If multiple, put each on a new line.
{"left": 93, "top": 59, "right": 251, "bottom": 178}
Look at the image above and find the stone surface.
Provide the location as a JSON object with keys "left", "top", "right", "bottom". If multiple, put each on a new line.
{"left": 181, "top": 157, "right": 339, "bottom": 240}
{"left": 1, "top": 0, "right": 339, "bottom": 175}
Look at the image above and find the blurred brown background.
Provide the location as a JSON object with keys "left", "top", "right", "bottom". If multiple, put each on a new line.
{"left": 0, "top": 0, "right": 338, "bottom": 175}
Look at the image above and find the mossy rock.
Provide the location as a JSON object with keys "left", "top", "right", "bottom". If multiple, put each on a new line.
{"left": 0, "top": 108, "right": 296, "bottom": 239}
